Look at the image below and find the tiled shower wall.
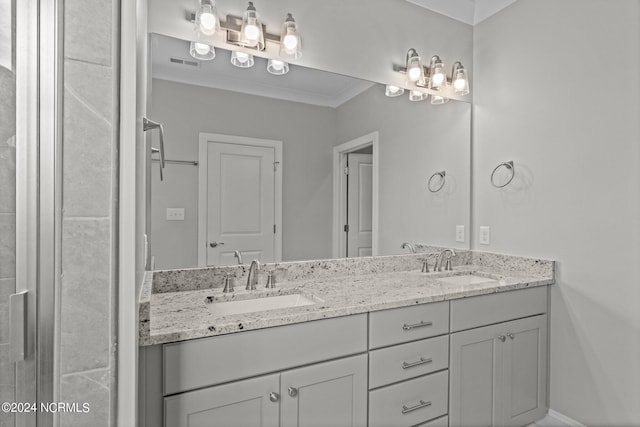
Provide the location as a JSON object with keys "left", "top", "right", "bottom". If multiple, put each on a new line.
{"left": 59, "top": 0, "right": 118, "bottom": 425}
{"left": 0, "top": 2, "right": 17, "bottom": 426}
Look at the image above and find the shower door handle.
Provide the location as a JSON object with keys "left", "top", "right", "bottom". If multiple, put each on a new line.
{"left": 9, "top": 291, "right": 28, "bottom": 362}
{"left": 144, "top": 117, "right": 166, "bottom": 181}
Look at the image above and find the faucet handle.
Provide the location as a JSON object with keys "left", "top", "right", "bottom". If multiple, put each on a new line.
{"left": 265, "top": 270, "right": 276, "bottom": 289}
{"left": 222, "top": 274, "right": 235, "bottom": 293}
{"left": 421, "top": 258, "right": 430, "bottom": 273}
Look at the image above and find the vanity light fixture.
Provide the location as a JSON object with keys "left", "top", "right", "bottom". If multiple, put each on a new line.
{"left": 385, "top": 85, "right": 405, "bottom": 97}
{"left": 406, "top": 48, "right": 424, "bottom": 83}
{"left": 428, "top": 55, "right": 446, "bottom": 91}
{"left": 240, "top": 2, "right": 264, "bottom": 49}
{"left": 430, "top": 94, "right": 449, "bottom": 105}
{"left": 280, "top": 13, "right": 302, "bottom": 59}
{"left": 267, "top": 59, "right": 289, "bottom": 75}
{"left": 188, "top": 3, "right": 302, "bottom": 74}
{"left": 230, "top": 50, "right": 254, "bottom": 68}
{"left": 451, "top": 61, "right": 470, "bottom": 95}
{"left": 196, "top": 0, "right": 220, "bottom": 36}
{"left": 409, "top": 90, "right": 429, "bottom": 102}
{"left": 190, "top": 41, "right": 215, "bottom": 60}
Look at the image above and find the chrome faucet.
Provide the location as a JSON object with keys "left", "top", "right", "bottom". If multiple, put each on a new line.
{"left": 435, "top": 249, "right": 456, "bottom": 271}
{"left": 246, "top": 260, "right": 261, "bottom": 290}
{"left": 234, "top": 250, "right": 243, "bottom": 265}
{"left": 401, "top": 242, "right": 416, "bottom": 254}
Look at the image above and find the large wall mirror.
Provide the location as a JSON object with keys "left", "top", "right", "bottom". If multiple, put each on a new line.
{"left": 147, "top": 28, "right": 471, "bottom": 270}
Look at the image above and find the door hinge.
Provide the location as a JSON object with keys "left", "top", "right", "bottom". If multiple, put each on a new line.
{"left": 344, "top": 166, "right": 349, "bottom": 175}
{"left": 274, "top": 224, "right": 276, "bottom": 234}
{"left": 344, "top": 224, "right": 349, "bottom": 232}
{"left": 274, "top": 161, "right": 280, "bottom": 172}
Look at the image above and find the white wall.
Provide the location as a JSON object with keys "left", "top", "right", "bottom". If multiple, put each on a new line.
{"left": 336, "top": 85, "right": 470, "bottom": 255}
{"left": 473, "top": 1, "right": 640, "bottom": 424}
{"left": 150, "top": 78, "right": 338, "bottom": 268}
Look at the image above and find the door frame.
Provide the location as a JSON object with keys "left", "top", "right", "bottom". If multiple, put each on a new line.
{"left": 15, "top": 0, "right": 59, "bottom": 425}
{"left": 332, "top": 132, "right": 379, "bottom": 258}
{"left": 197, "top": 133, "right": 283, "bottom": 266}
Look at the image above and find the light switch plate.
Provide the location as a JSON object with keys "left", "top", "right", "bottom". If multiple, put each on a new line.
{"left": 456, "top": 225, "right": 465, "bottom": 243}
{"left": 166, "top": 208, "right": 185, "bottom": 221}
{"left": 479, "top": 226, "right": 491, "bottom": 245}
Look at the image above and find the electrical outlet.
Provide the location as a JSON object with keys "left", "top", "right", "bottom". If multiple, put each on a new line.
{"left": 166, "top": 208, "right": 185, "bottom": 221}
{"left": 479, "top": 226, "right": 491, "bottom": 245}
{"left": 456, "top": 225, "right": 465, "bottom": 243}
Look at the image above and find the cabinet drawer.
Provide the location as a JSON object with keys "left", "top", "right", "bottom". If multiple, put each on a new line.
{"left": 450, "top": 286, "right": 547, "bottom": 332}
{"left": 369, "top": 370, "right": 448, "bottom": 427}
{"left": 369, "top": 302, "right": 449, "bottom": 349}
{"left": 369, "top": 335, "right": 448, "bottom": 389}
{"left": 163, "top": 314, "right": 367, "bottom": 395}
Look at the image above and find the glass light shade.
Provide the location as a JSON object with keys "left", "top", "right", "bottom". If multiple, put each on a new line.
{"left": 385, "top": 85, "right": 405, "bottom": 97}
{"left": 267, "top": 59, "right": 289, "bottom": 75}
{"left": 189, "top": 41, "right": 215, "bottom": 60}
{"left": 240, "top": 2, "right": 264, "bottom": 49}
{"left": 230, "top": 50, "right": 254, "bottom": 68}
{"left": 406, "top": 55, "right": 423, "bottom": 83}
{"left": 429, "top": 57, "right": 446, "bottom": 91}
{"left": 452, "top": 66, "right": 470, "bottom": 95}
{"left": 280, "top": 14, "right": 302, "bottom": 59}
{"left": 431, "top": 94, "right": 449, "bottom": 105}
{"left": 196, "top": 2, "right": 220, "bottom": 36}
{"left": 409, "top": 90, "right": 428, "bottom": 102}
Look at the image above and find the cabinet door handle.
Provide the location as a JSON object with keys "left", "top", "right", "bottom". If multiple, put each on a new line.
{"left": 401, "top": 399, "right": 432, "bottom": 414}
{"left": 269, "top": 392, "right": 280, "bottom": 402}
{"left": 507, "top": 333, "right": 515, "bottom": 340}
{"left": 402, "top": 320, "right": 433, "bottom": 331}
{"left": 402, "top": 357, "right": 433, "bottom": 370}
{"left": 287, "top": 387, "right": 298, "bottom": 397}
{"left": 498, "top": 335, "right": 506, "bottom": 342}
{"left": 209, "top": 241, "right": 225, "bottom": 248}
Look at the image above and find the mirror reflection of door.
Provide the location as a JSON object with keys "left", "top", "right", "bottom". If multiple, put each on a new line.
{"left": 346, "top": 153, "right": 373, "bottom": 257}
{"left": 199, "top": 134, "right": 283, "bottom": 267}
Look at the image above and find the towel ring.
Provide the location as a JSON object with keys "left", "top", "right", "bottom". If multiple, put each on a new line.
{"left": 491, "top": 161, "right": 515, "bottom": 188}
{"left": 428, "top": 171, "right": 446, "bottom": 193}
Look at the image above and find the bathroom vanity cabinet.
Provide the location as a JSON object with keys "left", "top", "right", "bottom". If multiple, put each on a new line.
{"left": 140, "top": 286, "right": 549, "bottom": 427}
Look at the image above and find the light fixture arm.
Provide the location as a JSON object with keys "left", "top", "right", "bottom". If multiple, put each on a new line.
{"left": 406, "top": 48, "right": 419, "bottom": 63}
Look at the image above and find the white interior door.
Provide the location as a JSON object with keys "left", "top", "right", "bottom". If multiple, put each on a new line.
{"left": 346, "top": 153, "right": 373, "bottom": 257}
{"left": 207, "top": 142, "right": 276, "bottom": 266}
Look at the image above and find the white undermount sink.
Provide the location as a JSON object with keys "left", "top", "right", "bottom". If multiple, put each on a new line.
{"left": 437, "top": 274, "right": 499, "bottom": 286}
{"left": 206, "top": 293, "right": 317, "bottom": 317}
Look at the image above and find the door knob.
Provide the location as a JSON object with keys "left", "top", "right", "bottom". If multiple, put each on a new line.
{"left": 269, "top": 392, "right": 280, "bottom": 402}
{"left": 288, "top": 387, "right": 298, "bottom": 397}
{"left": 507, "top": 333, "right": 515, "bottom": 340}
{"left": 498, "top": 335, "right": 506, "bottom": 342}
{"left": 209, "top": 241, "right": 225, "bottom": 248}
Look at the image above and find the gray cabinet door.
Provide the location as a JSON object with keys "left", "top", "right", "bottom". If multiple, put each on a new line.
{"left": 449, "top": 323, "right": 504, "bottom": 427}
{"left": 281, "top": 354, "right": 368, "bottom": 427}
{"left": 164, "top": 373, "right": 280, "bottom": 427}
{"left": 502, "top": 315, "right": 547, "bottom": 427}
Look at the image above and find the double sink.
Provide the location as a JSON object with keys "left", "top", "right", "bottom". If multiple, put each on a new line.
{"left": 204, "top": 270, "right": 502, "bottom": 318}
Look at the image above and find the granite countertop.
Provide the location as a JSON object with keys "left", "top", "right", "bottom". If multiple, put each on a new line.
{"left": 139, "top": 252, "right": 554, "bottom": 346}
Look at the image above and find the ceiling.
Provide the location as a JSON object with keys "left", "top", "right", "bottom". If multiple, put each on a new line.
{"left": 406, "top": 0, "right": 518, "bottom": 25}
{"left": 150, "top": 34, "right": 375, "bottom": 108}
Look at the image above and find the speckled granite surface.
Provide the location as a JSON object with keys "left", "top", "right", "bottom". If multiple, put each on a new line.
{"left": 140, "top": 251, "right": 554, "bottom": 346}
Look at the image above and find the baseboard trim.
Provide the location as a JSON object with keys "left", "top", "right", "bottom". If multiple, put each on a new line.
{"left": 535, "top": 409, "right": 586, "bottom": 427}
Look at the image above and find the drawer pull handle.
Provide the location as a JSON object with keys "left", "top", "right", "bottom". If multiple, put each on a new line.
{"left": 288, "top": 387, "right": 298, "bottom": 397}
{"left": 402, "top": 357, "right": 433, "bottom": 370}
{"left": 402, "top": 320, "right": 433, "bottom": 331}
{"left": 269, "top": 392, "right": 280, "bottom": 402}
{"left": 401, "top": 399, "right": 432, "bottom": 414}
